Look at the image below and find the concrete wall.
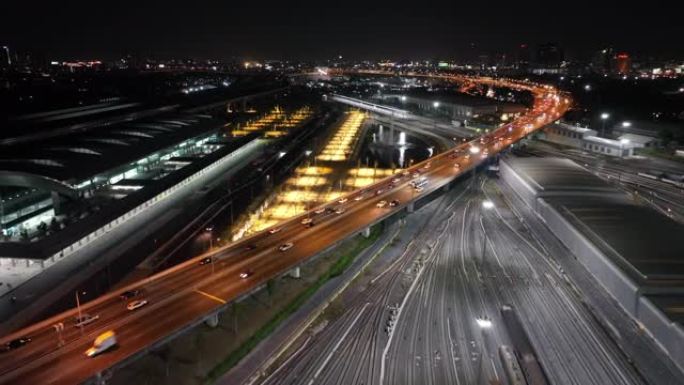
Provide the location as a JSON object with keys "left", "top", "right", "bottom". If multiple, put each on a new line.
{"left": 638, "top": 297, "right": 684, "bottom": 368}
{"left": 499, "top": 160, "right": 540, "bottom": 212}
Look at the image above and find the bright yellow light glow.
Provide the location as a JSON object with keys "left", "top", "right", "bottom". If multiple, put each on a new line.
{"left": 317, "top": 111, "right": 365, "bottom": 162}
{"left": 296, "top": 166, "right": 333, "bottom": 176}
{"left": 230, "top": 106, "right": 313, "bottom": 138}
{"left": 290, "top": 176, "right": 327, "bottom": 187}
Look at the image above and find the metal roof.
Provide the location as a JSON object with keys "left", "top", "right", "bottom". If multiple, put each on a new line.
{"left": 547, "top": 196, "right": 684, "bottom": 282}
{"left": 502, "top": 157, "right": 617, "bottom": 196}
{"left": 0, "top": 114, "right": 219, "bottom": 184}
{"left": 504, "top": 156, "right": 684, "bottom": 283}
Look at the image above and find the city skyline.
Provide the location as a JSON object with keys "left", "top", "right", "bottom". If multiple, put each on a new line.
{"left": 2, "top": 0, "right": 682, "bottom": 61}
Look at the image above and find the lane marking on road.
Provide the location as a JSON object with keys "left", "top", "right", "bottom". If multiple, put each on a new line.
{"left": 194, "top": 289, "right": 226, "bottom": 304}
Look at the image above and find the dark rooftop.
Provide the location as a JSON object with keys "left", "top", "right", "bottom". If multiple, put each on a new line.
{"left": 504, "top": 157, "right": 619, "bottom": 196}
{"left": 548, "top": 196, "right": 684, "bottom": 282}
{"left": 0, "top": 114, "right": 221, "bottom": 183}
{"left": 504, "top": 156, "right": 684, "bottom": 283}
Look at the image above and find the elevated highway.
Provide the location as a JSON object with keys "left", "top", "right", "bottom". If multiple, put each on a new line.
{"left": 0, "top": 73, "right": 571, "bottom": 385}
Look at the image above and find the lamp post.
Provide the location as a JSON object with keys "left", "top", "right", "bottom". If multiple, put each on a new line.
{"left": 600, "top": 112, "right": 610, "bottom": 137}
{"left": 75, "top": 290, "right": 86, "bottom": 335}
{"left": 475, "top": 316, "right": 493, "bottom": 385}
{"left": 481, "top": 200, "right": 494, "bottom": 268}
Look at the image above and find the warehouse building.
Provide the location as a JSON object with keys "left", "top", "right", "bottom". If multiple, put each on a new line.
{"left": 501, "top": 156, "right": 684, "bottom": 367}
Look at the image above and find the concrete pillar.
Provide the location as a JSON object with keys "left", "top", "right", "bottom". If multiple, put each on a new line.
{"left": 205, "top": 313, "right": 219, "bottom": 328}
{"left": 407, "top": 202, "right": 415, "bottom": 213}
{"left": 361, "top": 227, "right": 371, "bottom": 238}
{"left": 290, "top": 266, "right": 301, "bottom": 279}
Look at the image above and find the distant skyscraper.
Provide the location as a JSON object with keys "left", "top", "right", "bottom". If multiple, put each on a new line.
{"left": 0, "top": 45, "right": 11, "bottom": 68}
{"left": 536, "top": 43, "right": 564, "bottom": 68}
{"left": 591, "top": 47, "right": 613, "bottom": 74}
{"left": 516, "top": 44, "right": 531, "bottom": 69}
{"left": 613, "top": 52, "right": 631, "bottom": 75}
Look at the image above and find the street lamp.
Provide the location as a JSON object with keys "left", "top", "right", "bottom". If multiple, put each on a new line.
{"left": 433, "top": 101, "right": 440, "bottom": 108}
{"left": 600, "top": 112, "right": 610, "bottom": 136}
{"left": 476, "top": 317, "right": 493, "bottom": 329}
{"left": 75, "top": 290, "right": 86, "bottom": 334}
{"left": 476, "top": 316, "right": 493, "bottom": 385}
{"left": 621, "top": 121, "right": 631, "bottom": 128}
{"left": 481, "top": 200, "right": 494, "bottom": 268}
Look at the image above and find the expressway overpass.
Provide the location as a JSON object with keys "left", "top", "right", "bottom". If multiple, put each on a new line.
{"left": 328, "top": 94, "right": 410, "bottom": 119}
{"left": 0, "top": 74, "right": 571, "bottom": 385}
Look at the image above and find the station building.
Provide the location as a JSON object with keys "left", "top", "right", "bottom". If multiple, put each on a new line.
{"left": 501, "top": 156, "right": 684, "bottom": 369}
{"left": 542, "top": 122, "right": 635, "bottom": 157}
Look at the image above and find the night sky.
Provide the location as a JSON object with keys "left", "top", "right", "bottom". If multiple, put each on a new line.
{"left": 2, "top": 0, "right": 681, "bottom": 61}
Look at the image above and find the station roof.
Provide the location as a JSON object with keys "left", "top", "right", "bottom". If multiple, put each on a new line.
{"left": 502, "top": 157, "right": 617, "bottom": 196}
{"left": 504, "top": 156, "right": 684, "bottom": 283}
{"left": 553, "top": 122, "right": 597, "bottom": 135}
{"left": 546, "top": 195, "right": 684, "bottom": 282}
{"left": 0, "top": 114, "right": 220, "bottom": 184}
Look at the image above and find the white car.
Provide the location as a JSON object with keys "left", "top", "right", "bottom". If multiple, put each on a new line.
{"left": 414, "top": 186, "right": 424, "bottom": 193}
{"left": 338, "top": 198, "right": 348, "bottom": 204}
{"left": 268, "top": 227, "right": 282, "bottom": 234}
{"left": 354, "top": 195, "right": 364, "bottom": 201}
{"left": 314, "top": 208, "right": 326, "bottom": 214}
{"left": 279, "top": 242, "right": 294, "bottom": 252}
{"left": 335, "top": 207, "right": 346, "bottom": 214}
{"left": 126, "top": 299, "right": 148, "bottom": 311}
{"left": 376, "top": 200, "right": 388, "bottom": 208}
{"left": 301, "top": 217, "right": 313, "bottom": 225}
